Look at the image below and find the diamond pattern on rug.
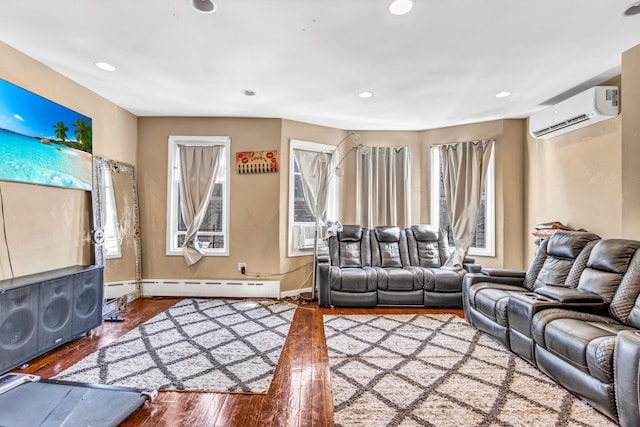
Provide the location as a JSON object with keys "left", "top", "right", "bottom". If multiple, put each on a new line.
{"left": 324, "top": 314, "right": 617, "bottom": 427}
{"left": 55, "top": 299, "right": 296, "bottom": 393}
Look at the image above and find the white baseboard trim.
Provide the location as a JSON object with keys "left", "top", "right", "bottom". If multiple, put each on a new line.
{"left": 141, "top": 279, "right": 281, "bottom": 299}
{"left": 280, "top": 287, "right": 312, "bottom": 299}
{"left": 104, "top": 280, "right": 138, "bottom": 300}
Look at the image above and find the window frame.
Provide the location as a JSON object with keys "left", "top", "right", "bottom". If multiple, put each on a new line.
{"left": 166, "top": 135, "right": 231, "bottom": 257}
{"left": 288, "top": 139, "right": 339, "bottom": 258}
{"left": 429, "top": 144, "right": 495, "bottom": 257}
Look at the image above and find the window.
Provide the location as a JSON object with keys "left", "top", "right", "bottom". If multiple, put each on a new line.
{"left": 288, "top": 139, "right": 339, "bottom": 257}
{"left": 430, "top": 145, "right": 495, "bottom": 257}
{"left": 101, "top": 167, "right": 121, "bottom": 259}
{"left": 166, "top": 136, "right": 230, "bottom": 256}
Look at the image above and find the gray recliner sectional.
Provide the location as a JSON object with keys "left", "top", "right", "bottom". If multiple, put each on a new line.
{"left": 462, "top": 230, "right": 601, "bottom": 347}
{"left": 463, "top": 231, "right": 640, "bottom": 426}
{"left": 317, "top": 224, "right": 480, "bottom": 308}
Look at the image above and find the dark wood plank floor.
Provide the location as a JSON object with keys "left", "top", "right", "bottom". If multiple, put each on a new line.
{"left": 18, "top": 297, "right": 464, "bottom": 427}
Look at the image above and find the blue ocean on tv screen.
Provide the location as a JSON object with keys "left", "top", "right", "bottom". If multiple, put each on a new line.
{"left": 0, "top": 128, "right": 92, "bottom": 190}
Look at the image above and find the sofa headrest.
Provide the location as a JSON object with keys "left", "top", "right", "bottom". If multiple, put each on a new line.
{"left": 410, "top": 224, "right": 438, "bottom": 242}
{"left": 587, "top": 239, "right": 640, "bottom": 274}
{"left": 375, "top": 226, "right": 401, "bottom": 243}
{"left": 339, "top": 225, "right": 363, "bottom": 242}
{"left": 547, "top": 231, "right": 601, "bottom": 259}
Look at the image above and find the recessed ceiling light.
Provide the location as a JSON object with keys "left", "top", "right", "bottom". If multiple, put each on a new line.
{"left": 388, "top": 0, "right": 415, "bottom": 15}
{"left": 191, "top": 0, "right": 216, "bottom": 13}
{"left": 94, "top": 61, "right": 116, "bottom": 71}
{"left": 241, "top": 89, "right": 256, "bottom": 96}
{"left": 359, "top": 91, "right": 374, "bottom": 98}
{"left": 624, "top": 1, "right": 640, "bottom": 16}
{"left": 495, "top": 91, "right": 512, "bottom": 98}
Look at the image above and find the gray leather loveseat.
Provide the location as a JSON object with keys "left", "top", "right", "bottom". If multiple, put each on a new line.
{"left": 317, "top": 224, "right": 480, "bottom": 308}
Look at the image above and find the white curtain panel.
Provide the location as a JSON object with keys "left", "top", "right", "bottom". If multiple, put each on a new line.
{"left": 356, "top": 146, "right": 411, "bottom": 228}
{"left": 179, "top": 145, "right": 223, "bottom": 266}
{"left": 293, "top": 149, "right": 332, "bottom": 224}
{"left": 438, "top": 140, "right": 494, "bottom": 269}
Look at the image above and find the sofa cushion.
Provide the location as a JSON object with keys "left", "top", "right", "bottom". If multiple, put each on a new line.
{"left": 416, "top": 242, "right": 440, "bottom": 268}
{"left": 538, "top": 317, "right": 632, "bottom": 383}
{"left": 410, "top": 224, "right": 438, "bottom": 242}
{"left": 329, "top": 266, "right": 377, "bottom": 293}
{"left": 577, "top": 240, "right": 640, "bottom": 303}
{"left": 339, "top": 241, "right": 362, "bottom": 268}
{"left": 588, "top": 239, "right": 640, "bottom": 274}
{"left": 406, "top": 225, "right": 442, "bottom": 268}
{"left": 532, "top": 232, "right": 602, "bottom": 290}
{"left": 375, "top": 267, "right": 420, "bottom": 291}
{"left": 474, "top": 288, "right": 510, "bottom": 326}
{"left": 339, "top": 225, "right": 363, "bottom": 242}
{"left": 380, "top": 242, "right": 402, "bottom": 268}
{"left": 375, "top": 226, "right": 401, "bottom": 242}
{"left": 548, "top": 231, "right": 602, "bottom": 260}
{"left": 533, "top": 257, "right": 575, "bottom": 290}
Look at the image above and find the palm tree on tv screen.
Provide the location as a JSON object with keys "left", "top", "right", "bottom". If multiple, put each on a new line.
{"left": 72, "top": 118, "right": 92, "bottom": 152}
{"left": 53, "top": 121, "right": 69, "bottom": 142}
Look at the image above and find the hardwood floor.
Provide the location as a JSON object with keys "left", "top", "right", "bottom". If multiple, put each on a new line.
{"left": 18, "top": 297, "right": 464, "bottom": 427}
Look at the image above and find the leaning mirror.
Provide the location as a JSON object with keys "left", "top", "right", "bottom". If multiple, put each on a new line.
{"left": 92, "top": 156, "right": 141, "bottom": 318}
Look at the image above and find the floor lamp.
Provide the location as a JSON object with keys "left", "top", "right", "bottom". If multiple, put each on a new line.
{"left": 300, "top": 132, "right": 362, "bottom": 302}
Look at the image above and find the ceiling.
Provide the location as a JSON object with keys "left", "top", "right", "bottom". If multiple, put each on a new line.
{"left": 1, "top": 0, "right": 640, "bottom": 131}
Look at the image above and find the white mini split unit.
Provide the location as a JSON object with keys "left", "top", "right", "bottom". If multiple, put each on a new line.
{"left": 529, "top": 86, "right": 619, "bottom": 139}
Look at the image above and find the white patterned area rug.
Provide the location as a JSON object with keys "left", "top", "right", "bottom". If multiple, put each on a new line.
{"left": 324, "top": 314, "right": 616, "bottom": 427}
{"left": 56, "top": 298, "right": 296, "bottom": 393}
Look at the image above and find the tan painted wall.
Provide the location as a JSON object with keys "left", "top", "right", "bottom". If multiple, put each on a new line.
{"left": 0, "top": 41, "right": 137, "bottom": 280}
{"left": 622, "top": 44, "right": 640, "bottom": 240}
{"left": 524, "top": 76, "right": 623, "bottom": 264}
{"left": 137, "top": 117, "right": 285, "bottom": 282}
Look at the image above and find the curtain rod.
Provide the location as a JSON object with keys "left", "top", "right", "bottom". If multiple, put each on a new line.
{"left": 429, "top": 138, "right": 496, "bottom": 148}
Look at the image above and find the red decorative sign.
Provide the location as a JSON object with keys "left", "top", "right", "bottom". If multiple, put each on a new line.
{"left": 236, "top": 150, "right": 279, "bottom": 174}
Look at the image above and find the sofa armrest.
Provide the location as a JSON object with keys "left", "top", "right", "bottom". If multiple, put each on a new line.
{"left": 508, "top": 293, "right": 563, "bottom": 339}
{"left": 534, "top": 285, "right": 606, "bottom": 304}
{"left": 317, "top": 255, "right": 330, "bottom": 265}
{"left": 615, "top": 330, "right": 640, "bottom": 427}
{"left": 463, "top": 272, "right": 526, "bottom": 288}
{"left": 480, "top": 268, "right": 526, "bottom": 279}
{"left": 463, "top": 262, "right": 482, "bottom": 273}
{"left": 316, "top": 260, "right": 331, "bottom": 307}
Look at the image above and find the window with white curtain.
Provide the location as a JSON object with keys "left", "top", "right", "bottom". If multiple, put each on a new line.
{"left": 166, "top": 136, "right": 230, "bottom": 256}
{"left": 288, "top": 139, "right": 338, "bottom": 257}
{"left": 430, "top": 145, "right": 495, "bottom": 256}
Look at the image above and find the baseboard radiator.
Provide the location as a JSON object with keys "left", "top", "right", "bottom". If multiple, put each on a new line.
{"left": 141, "top": 279, "right": 281, "bottom": 299}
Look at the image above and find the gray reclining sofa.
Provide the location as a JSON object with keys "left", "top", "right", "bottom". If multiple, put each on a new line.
{"left": 317, "top": 224, "right": 480, "bottom": 308}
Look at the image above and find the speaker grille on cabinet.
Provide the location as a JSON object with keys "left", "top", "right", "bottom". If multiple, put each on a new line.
{"left": 38, "top": 278, "right": 73, "bottom": 353}
{"left": 0, "top": 265, "right": 103, "bottom": 375}
{"left": 0, "top": 285, "right": 39, "bottom": 373}
{"left": 72, "top": 267, "right": 103, "bottom": 336}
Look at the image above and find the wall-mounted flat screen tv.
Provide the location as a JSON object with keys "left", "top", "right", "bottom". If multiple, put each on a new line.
{"left": 0, "top": 79, "right": 92, "bottom": 191}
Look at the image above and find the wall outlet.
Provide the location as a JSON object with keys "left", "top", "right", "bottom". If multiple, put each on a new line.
{"left": 237, "top": 262, "right": 246, "bottom": 274}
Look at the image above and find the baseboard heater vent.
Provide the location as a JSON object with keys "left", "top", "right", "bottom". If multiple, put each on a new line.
{"left": 141, "top": 279, "right": 280, "bottom": 298}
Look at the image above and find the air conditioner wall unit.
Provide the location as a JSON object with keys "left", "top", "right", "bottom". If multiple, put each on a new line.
{"left": 529, "top": 86, "right": 619, "bottom": 139}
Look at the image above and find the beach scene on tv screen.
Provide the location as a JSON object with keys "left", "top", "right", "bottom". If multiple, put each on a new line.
{"left": 0, "top": 79, "right": 92, "bottom": 191}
